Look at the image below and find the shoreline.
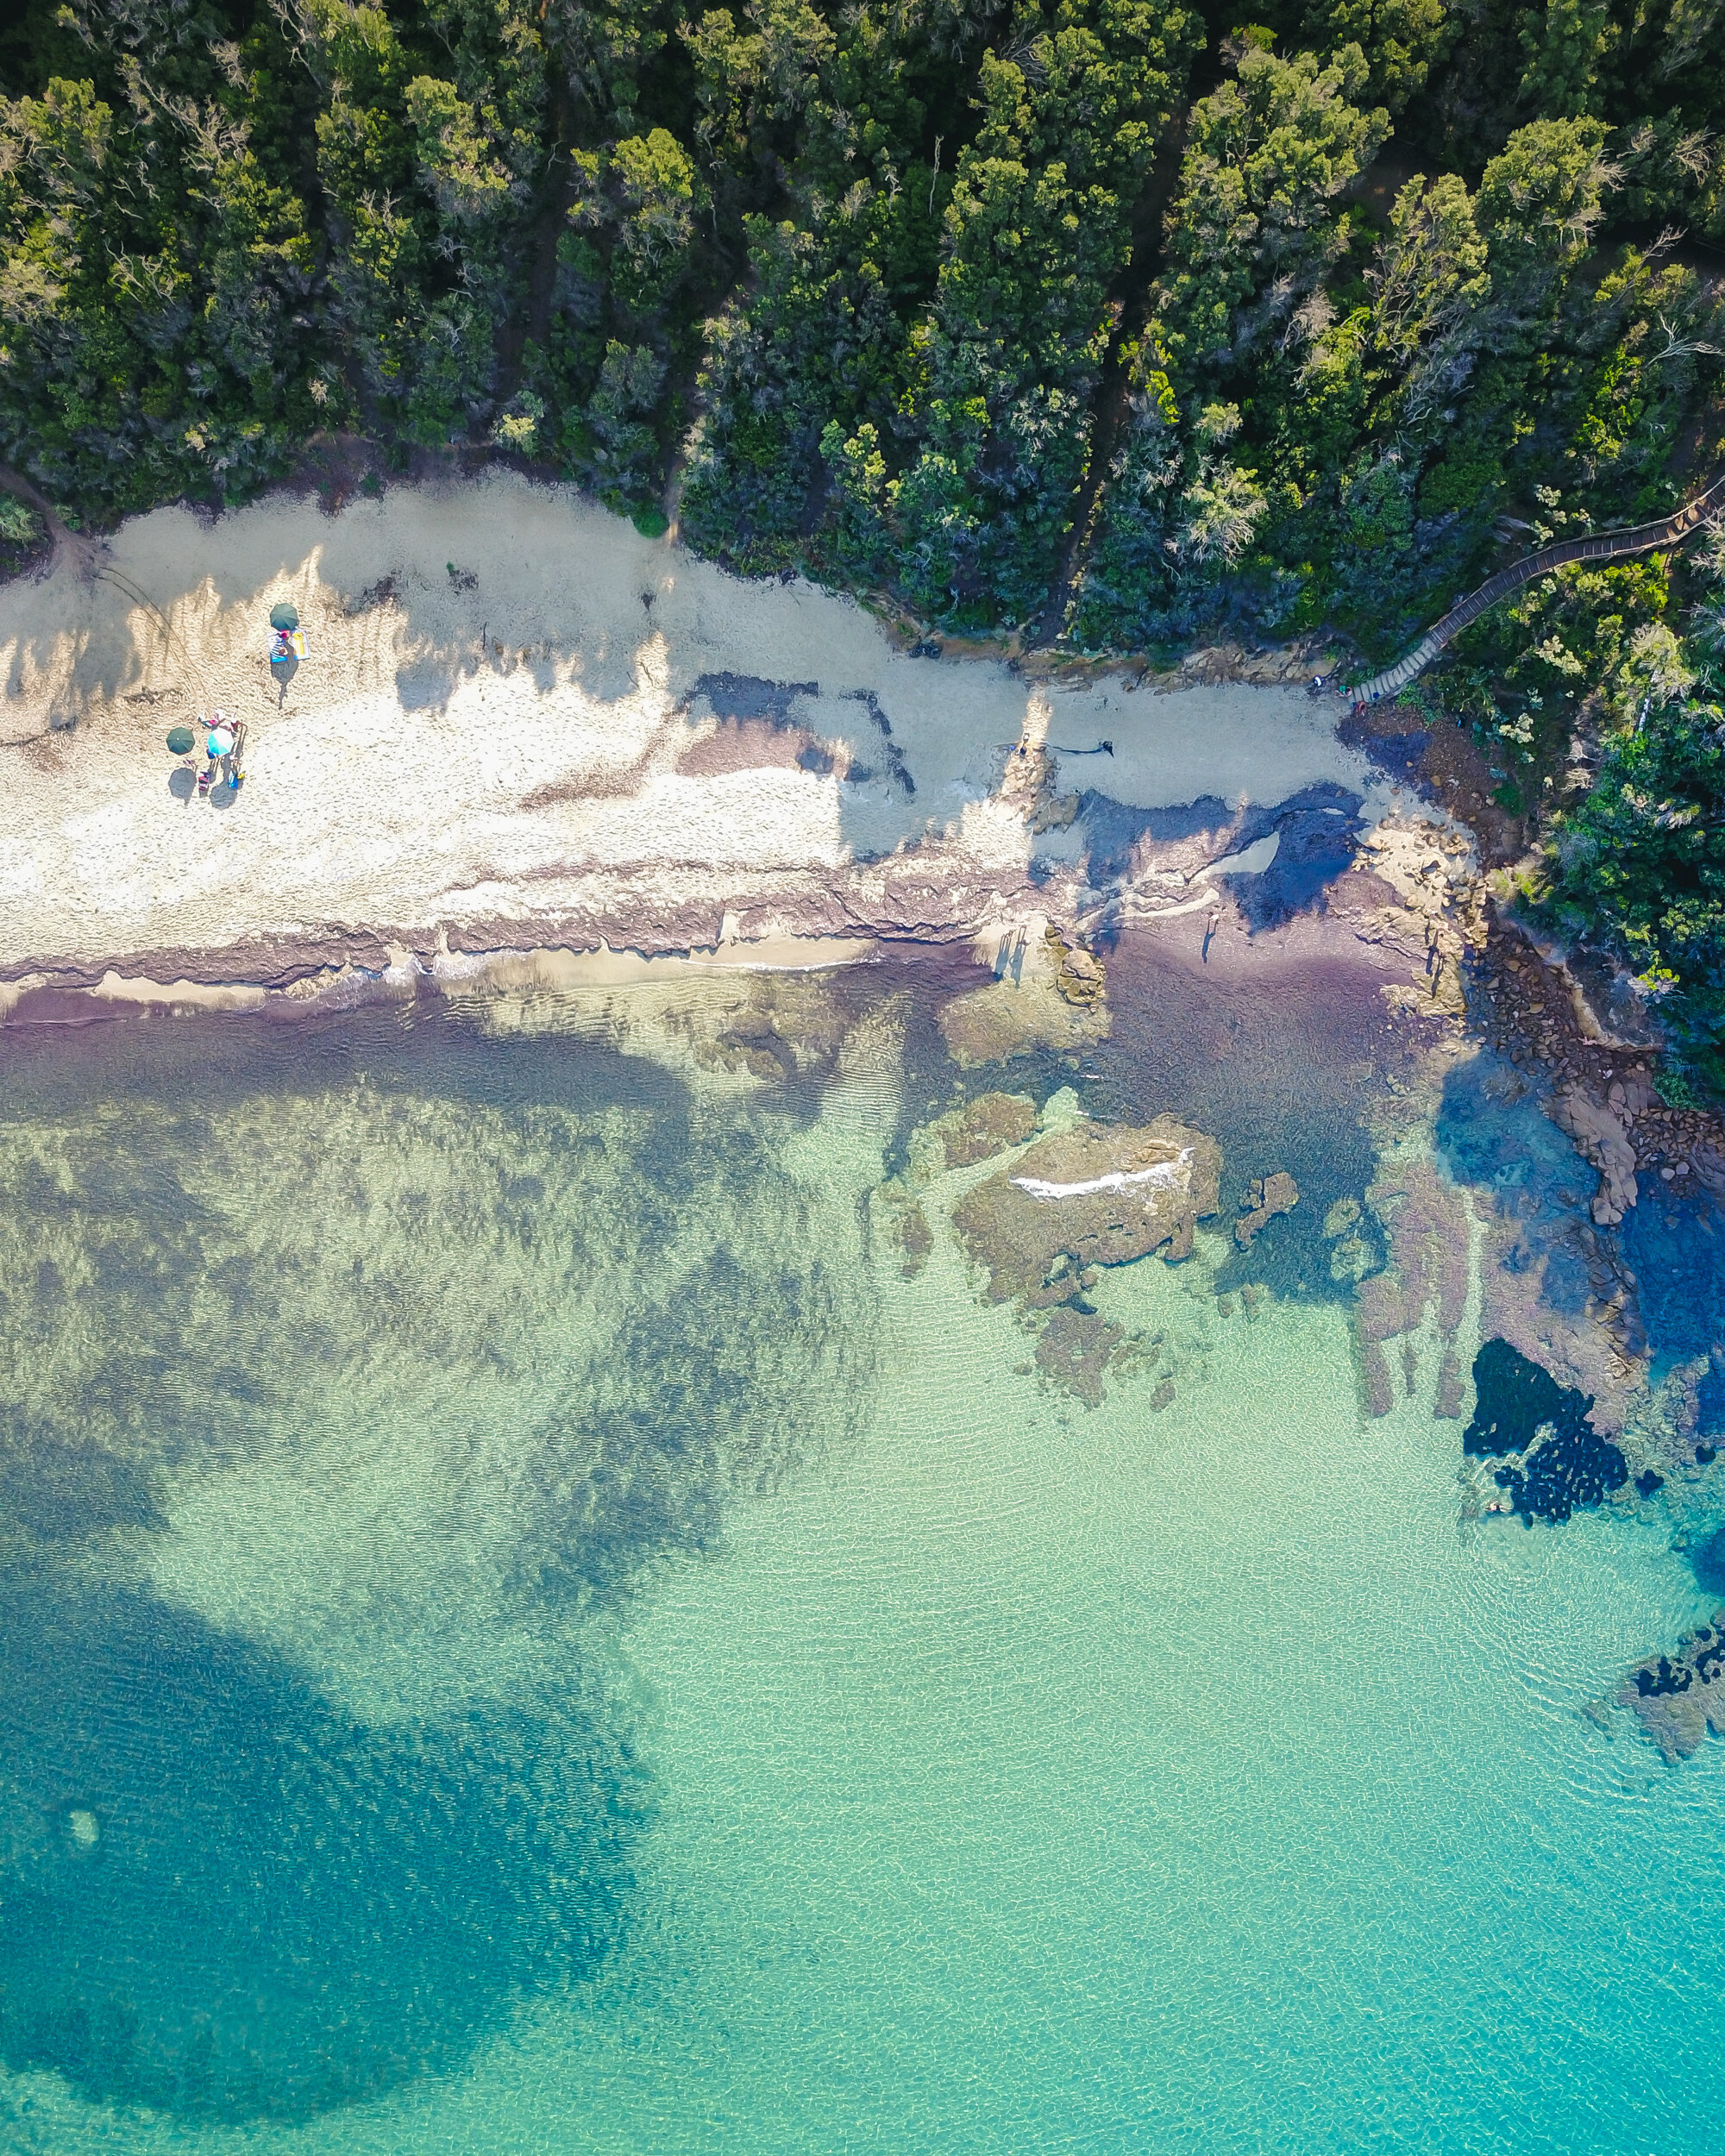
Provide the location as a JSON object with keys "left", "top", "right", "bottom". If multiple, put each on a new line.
{"left": 0, "top": 928, "right": 888, "bottom": 1029}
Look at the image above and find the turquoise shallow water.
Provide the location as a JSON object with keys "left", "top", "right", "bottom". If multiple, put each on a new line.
{"left": 1, "top": 973, "right": 1722, "bottom": 2154}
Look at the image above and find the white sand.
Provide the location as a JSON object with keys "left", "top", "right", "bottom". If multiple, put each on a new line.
{"left": 0, "top": 473, "right": 1378, "bottom": 977}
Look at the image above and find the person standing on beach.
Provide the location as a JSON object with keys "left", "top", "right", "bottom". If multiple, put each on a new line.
{"left": 206, "top": 712, "right": 236, "bottom": 788}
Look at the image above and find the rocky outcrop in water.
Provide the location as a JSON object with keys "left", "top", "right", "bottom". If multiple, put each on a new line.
{"left": 1320, "top": 1195, "right": 1377, "bottom": 1284}
{"left": 1550, "top": 1085, "right": 1640, "bottom": 1225}
{"left": 938, "top": 920, "right": 1111, "bottom": 1065}
{"left": 894, "top": 1200, "right": 933, "bottom": 1277}
{"left": 889, "top": 1094, "right": 1039, "bottom": 1280}
{"left": 936, "top": 1090, "right": 1039, "bottom": 1168}
{"left": 953, "top": 1114, "right": 1222, "bottom": 1307}
{"left": 1046, "top": 927, "right": 1106, "bottom": 1008}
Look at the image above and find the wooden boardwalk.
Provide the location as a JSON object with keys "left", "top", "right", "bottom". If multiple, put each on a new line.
{"left": 1346, "top": 469, "right": 1725, "bottom": 704}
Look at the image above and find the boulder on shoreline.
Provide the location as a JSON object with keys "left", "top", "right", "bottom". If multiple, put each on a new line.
{"left": 938, "top": 922, "right": 1111, "bottom": 1066}
{"left": 1549, "top": 1086, "right": 1639, "bottom": 1225}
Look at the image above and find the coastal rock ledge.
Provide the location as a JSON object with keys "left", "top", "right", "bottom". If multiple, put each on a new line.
{"left": 954, "top": 1115, "right": 1222, "bottom": 1307}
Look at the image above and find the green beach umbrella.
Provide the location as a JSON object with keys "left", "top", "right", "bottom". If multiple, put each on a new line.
{"left": 269, "top": 601, "right": 300, "bottom": 631}
{"left": 166, "top": 724, "right": 195, "bottom": 755}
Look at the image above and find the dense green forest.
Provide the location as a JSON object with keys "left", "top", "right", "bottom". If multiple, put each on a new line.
{"left": 2, "top": 0, "right": 1723, "bottom": 1071}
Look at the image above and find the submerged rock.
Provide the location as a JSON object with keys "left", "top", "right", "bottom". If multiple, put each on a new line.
{"left": 1352, "top": 1157, "right": 1470, "bottom": 1419}
{"left": 1361, "top": 1338, "right": 1395, "bottom": 1418}
{"left": 1322, "top": 1196, "right": 1362, "bottom": 1238}
{"left": 1033, "top": 1308, "right": 1148, "bottom": 1410}
{"left": 1615, "top": 1618, "right": 1725, "bottom": 1761}
{"left": 1235, "top": 1170, "right": 1298, "bottom": 1249}
{"left": 1434, "top": 1341, "right": 1465, "bottom": 1420}
{"left": 894, "top": 1200, "right": 933, "bottom": 1278}
{"left": 937, "top": 1091, "right": 1038, "bottom": 1169}
{"left": 953, "top": 1114, "right": 1222, "bottom": 1307}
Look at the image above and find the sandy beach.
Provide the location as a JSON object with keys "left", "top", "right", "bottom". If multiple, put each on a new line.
{"left": 0, "top": 472, "right": 1393, "bottom": 993}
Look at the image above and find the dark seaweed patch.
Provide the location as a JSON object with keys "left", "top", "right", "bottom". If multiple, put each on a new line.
{"left": 0, "top": 983, "right": 881, "bottom": 2128}
{"left": 1463, "top": 1338, "right": 1590, "bottom": 1457}
{"left": 510, "top": 1240, "right": 867, "bottom": 1607}
{"left": 0, "top": 1426, "right": 166, "bottom": 1540}
{"left": 1491, "top": 1421, "right": 1628, "bottom": 1523}
{"left": 0, "top": 1578, "right": 643, "bottom": 2124}
{"left": 1465, "top": 1338, "right": 1625, "bottom": 1524}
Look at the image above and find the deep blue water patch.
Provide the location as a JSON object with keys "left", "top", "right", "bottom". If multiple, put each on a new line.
{"left": 1620, "top": 1184, "right": 1725, "bottom": 1374}
{"left": 0, "top": 1576, "right": 643, "bottom": 2123}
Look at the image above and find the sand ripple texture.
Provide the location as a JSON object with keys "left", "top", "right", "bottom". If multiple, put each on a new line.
{"left": 0, "top": 475, "right": 1373, "bottom": 975}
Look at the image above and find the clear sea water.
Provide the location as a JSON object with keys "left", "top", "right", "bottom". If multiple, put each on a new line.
{"left": 1, "top": 957, "right": 1722, "bottom": 2156}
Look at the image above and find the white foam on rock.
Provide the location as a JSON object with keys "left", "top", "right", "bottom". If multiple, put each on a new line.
{"left": 1012, "top": 1150, "right": 1193, "bottom": 1201}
